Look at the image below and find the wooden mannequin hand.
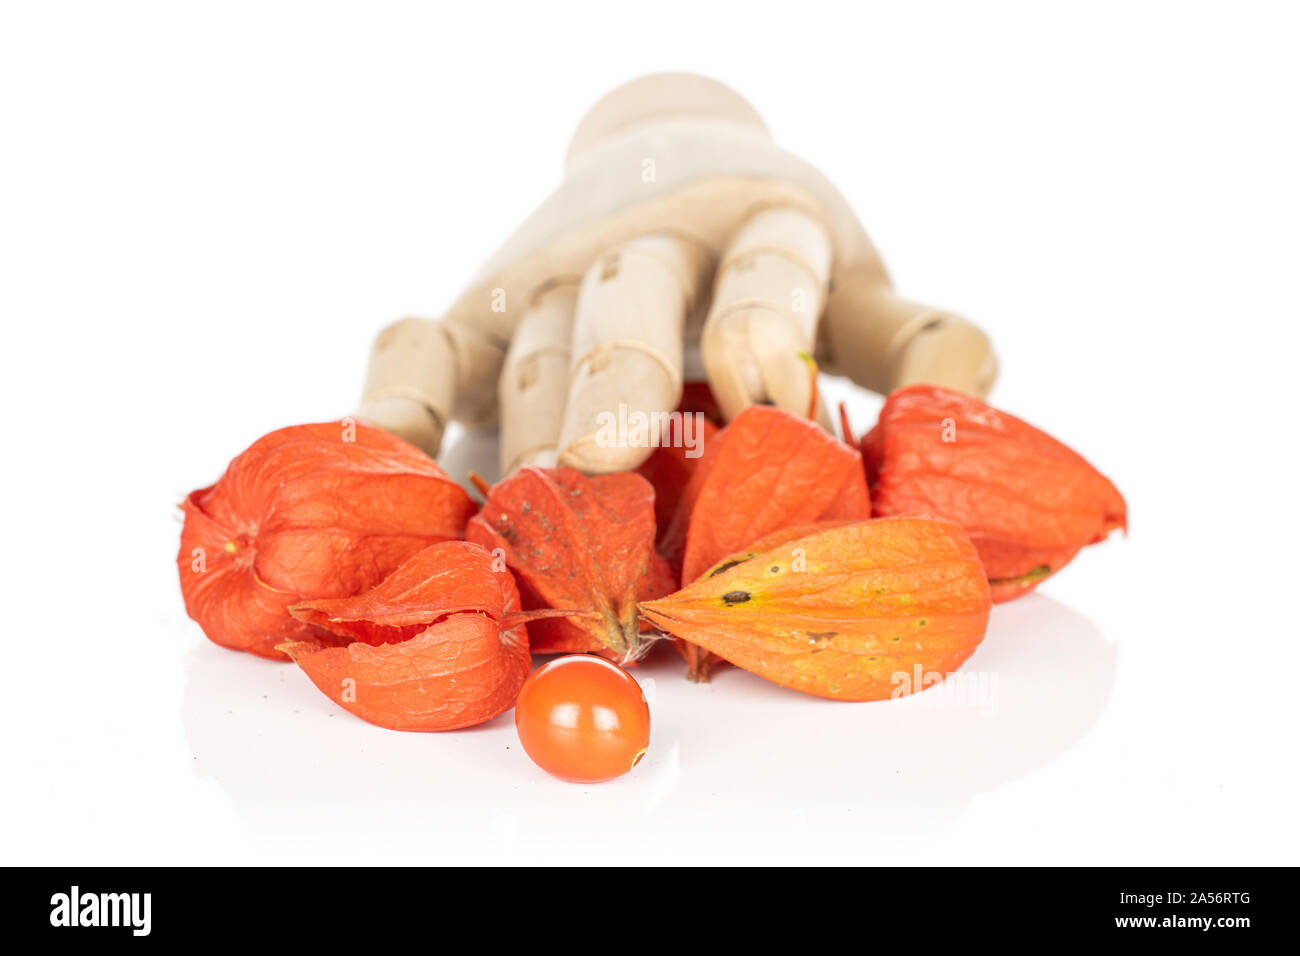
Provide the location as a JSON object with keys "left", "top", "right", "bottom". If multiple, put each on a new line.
{"left": 357, "top": 74, "right": 997, "bottom": 474}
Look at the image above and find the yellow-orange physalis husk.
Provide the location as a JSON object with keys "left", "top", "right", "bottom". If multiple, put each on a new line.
{"left": 640, "top": 517, "right": 992, "bottom": 701}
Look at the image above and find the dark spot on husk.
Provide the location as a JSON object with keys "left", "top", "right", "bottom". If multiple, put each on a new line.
{"left": 721, "top": 590, "right": 751, "bottom": 605}
{"left": 709, "top": 558, "right": 745, "bottom": 578}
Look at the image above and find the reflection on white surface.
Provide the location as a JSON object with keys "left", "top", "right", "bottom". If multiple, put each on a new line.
{"left": 181, "top": 592, "right": 1115, "bottom": 863}
{"left": 643, "top": 742, "right": 682, "bottom": 813}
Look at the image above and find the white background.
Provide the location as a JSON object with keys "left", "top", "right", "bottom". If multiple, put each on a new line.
{"left": 2, "top": 1, "right": 1297, "bottom": 865}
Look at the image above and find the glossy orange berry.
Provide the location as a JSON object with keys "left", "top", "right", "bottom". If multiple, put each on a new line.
{"left": 514, "top": 655, "right": 650, "bottom": 783}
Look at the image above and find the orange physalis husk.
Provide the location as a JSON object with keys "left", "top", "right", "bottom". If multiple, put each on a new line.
{"left": 669, "top": 405, "right": 872, "bottom": 583}
{"left": 465, "top": 466, "right": 663, "bottom": 661}
{"left": 637, "top": 383, "right": 724, "bottom": 544}
{"left": 712, "top": 518, "right": 859, "bottom": 569}
{"left": 637, "top": 417, "right": 720, "bottom": 542}
{"left": 863, "top": 384, "right": 1127, "bottom": 603}
{"left": 177, "top": 422, "right": 476, "bottom": 660}
{"left": 281, "top": 541, "right": 530, "bottom": 731}
{"left": 640, "top": 517, "right": 992, "bottom": 701}
{"left": 657, "top": 405, "right": 872, "bottom": 679}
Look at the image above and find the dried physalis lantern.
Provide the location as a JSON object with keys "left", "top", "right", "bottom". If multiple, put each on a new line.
{"left": 641, "top": 517, "right": 992, "bottom": 700}
{"left": 177, "top": 421, "right": 476, "bottom": 659}
{"left": 863, "top": 385, "right": 1126, "bottom": 601}
{"left": 284, "top": 541, "right": 530, "bottom": 731}
{"left": 467, "top": 467, "right": 672, "bottom": 659}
